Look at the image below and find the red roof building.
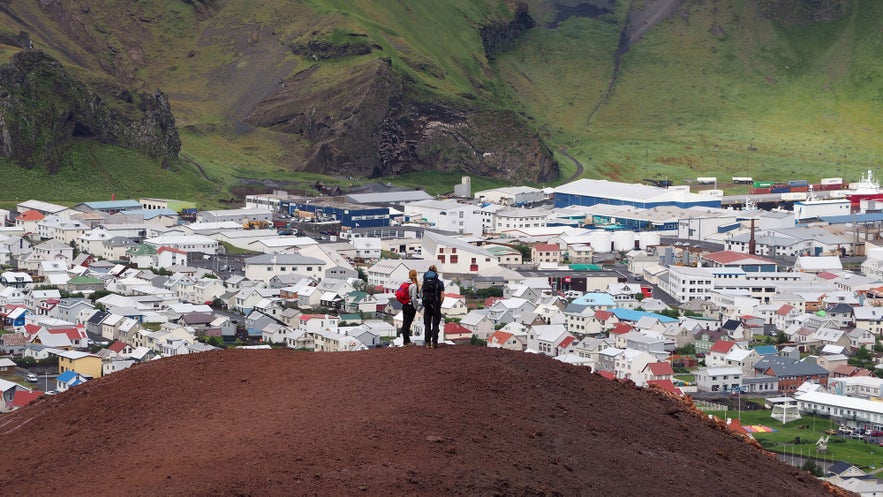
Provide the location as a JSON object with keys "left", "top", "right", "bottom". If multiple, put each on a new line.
{"left": 609, "top": 323, "right": 633, "bottom": 335}
{"left": 16, "top": 209, "right": 45, "bottom": 222}
{"left": 11, "top": 389, "right": 44, "bottom": 409}
{"left": 709, "top": 340, "right": 738, "bottom": 354}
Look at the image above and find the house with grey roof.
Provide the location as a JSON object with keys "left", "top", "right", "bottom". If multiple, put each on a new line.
{"left": 753, "top": 356, "right": 830, "bottom": 394}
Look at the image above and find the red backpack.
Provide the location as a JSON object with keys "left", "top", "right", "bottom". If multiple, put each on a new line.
{"left": 395, "top": 281, "right": 411, "bottom": 305}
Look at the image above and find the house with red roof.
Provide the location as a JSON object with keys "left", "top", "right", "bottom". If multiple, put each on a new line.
{"left": 487, "top": 330, "right": 525, "bottom": 351}
{"left": 608, "top": 322, "right": 633, "bottom": 337}
{"left": 106, "top": 340, "right": 135, "bottom": 358}
{"left": 15, "top": 209, "right": 44, "bottom": 235}
{"left": 642, "top": 362, "right": 675, "bottom": 384}
{"left": 832, "top": 364, "right": 873, "bottom": 378}
{"left": 707, "top": 340, "right": 740, "bottom": 367}
{"left": 443, "top": 322, "right": 473, "bottom": 345}
{"left": 297, "top": 314, "right": 339, "bottom": 334}
{"left": 531, "top": 243, "right": 561, "bottom": 265}
{"left": 10, "top": 389, "right": 44, "bottom": 410}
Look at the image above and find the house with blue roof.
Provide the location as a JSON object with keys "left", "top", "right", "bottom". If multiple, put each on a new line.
{"left": 572, "top": 293, "right": 617, "bottom": 310}
{"left": 56, "top": 370, "right": 89, "bottom": 392}
{"left": 610, "top": 308, "right": 678, "bottom": 324}
{"left": 75, "top": 200, "right": 143, "bottom": 214}
{"left": 752, "top": 345, "right": 778, "bottom": 356}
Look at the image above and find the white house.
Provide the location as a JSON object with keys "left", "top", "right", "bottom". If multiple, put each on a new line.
{"left": 695, "top": 367, "right": 743, "bottom": 393}
{"left": 420, "top": 231, "right": 500, "bottom": 276}
{"left": 244, "top": 254, "right": 326, "bottom": 283}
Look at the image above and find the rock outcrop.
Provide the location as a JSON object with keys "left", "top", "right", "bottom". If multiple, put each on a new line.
{"left": 0, "top": 50, "right": 180, "bottom": 172}
{"left": 246, "top": 58, "right": 558, "bottom": 183}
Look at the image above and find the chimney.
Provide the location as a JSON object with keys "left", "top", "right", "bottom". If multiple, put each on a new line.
{"left": 748, "top": 218, "right": 756, "bottom": 255}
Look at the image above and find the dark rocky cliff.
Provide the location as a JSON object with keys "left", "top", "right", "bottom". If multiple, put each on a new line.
{"left": 0, "top": 50, "right": 180, "bottom": 172}
{"left": 245, "top": 59, "right": 558, "bottom": 183}
{"left": 480, "top": 2, "right": 536, "bottom": 61}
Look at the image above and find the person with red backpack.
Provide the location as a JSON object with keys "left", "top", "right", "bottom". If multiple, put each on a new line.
{"left": 396, "top": 269, "right": 419, "bottom": 346}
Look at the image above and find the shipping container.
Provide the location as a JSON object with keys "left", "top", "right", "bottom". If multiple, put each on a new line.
{"left": 733, "top": 177, "right": 753, "bottom": 184}
{"left": 790, "top": 186, "right": 808, "bottom": 193}
{"left": 750, "top": 188, "right": 771, "bottom": 194}
{"left": 781, "top": 192, "right": 807, "bottom": 201}
{"left": 787, "top": 180, "right": 809, "bottom": 187}
{"left": 753, "top": 181, "right": 774, "bottom": 188}
{"left": 820, "top": 183, "right": 843, "bottom": 191}
{"left": 771, "top": 185, "right": 791, "bottom": 194}
{"left": 704, "top": 189, "right": 724, "bottom": 197}
{"left": 821, "top": 177, "right": 843, "bottom": 185}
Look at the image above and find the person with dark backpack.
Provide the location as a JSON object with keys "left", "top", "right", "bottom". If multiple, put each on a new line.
{"left": 422, "top": 265, "right": 444, "bottom": 348}
{"left": 397, "top": 269, "right": 419, "bottom": 346}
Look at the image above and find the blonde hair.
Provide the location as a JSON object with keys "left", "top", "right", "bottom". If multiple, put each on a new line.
{"left": 408, "top": 269, "right": 419, "bottom": 288}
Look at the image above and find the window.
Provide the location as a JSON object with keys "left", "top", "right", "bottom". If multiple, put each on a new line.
{"left": 450, "top": 255, "right": 458, "bottom": 264}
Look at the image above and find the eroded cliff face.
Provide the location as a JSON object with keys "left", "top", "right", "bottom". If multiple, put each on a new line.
{"left": 0, "top": 50, "right": 180, "bottom": 171}
{"left": 245, "top": 59, "right": 558, "bottom": 182}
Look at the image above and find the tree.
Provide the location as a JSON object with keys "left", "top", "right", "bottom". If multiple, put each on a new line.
{"left": 513, "top": 243, "right": 531, "bottom": 262}
{"left": 357, "top": 267, "right": 368, "bottom": 282}
{"left": 800, "top": 459, "right": 823, "bottom": 477}
{"left": 673, "top": 343, "right": 696, "bottom": 356}
{"left": 659, "top": 308, "right": 680, "bottom": 319}
{"left": 849, "top": 346, "right": 874, "bottom": 370}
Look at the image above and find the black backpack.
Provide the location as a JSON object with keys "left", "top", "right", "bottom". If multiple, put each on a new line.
{"left": 422, "top": 276, "right": 440, "bottom": 307}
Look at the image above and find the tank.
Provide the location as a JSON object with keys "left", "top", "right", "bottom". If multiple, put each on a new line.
{"left": 611, "top": 230, "right": 636, "bottom": 252}
{"left": 587, "top": 230, "right": 613, "bottom": 253}
{"left": 636, "top": 231, "right": 661, "bottom": 249}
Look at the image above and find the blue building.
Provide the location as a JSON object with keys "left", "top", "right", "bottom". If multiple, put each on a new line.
{"left": 280, "top": 199, "right": 390, "bottom": 229}
{"left": 554, "top": 179, "right": 721, "bottom": 210}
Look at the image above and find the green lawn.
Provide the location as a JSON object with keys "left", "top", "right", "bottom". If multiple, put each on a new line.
{"left": 700, "top": 404, "right": 883, "bottom": 470}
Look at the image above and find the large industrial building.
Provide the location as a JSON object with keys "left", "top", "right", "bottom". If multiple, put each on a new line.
{"left": 554, "top": 179, "right": 722, "bottom": 210}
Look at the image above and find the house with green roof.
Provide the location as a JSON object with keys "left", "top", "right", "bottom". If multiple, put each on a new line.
{"left": 63, "top": 275, "right": 105, "bottom": 294}
{"left": 126, "top": 243, "right": 158, "bottom": 268}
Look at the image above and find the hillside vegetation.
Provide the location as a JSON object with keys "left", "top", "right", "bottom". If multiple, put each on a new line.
{"left": 0, "top": 0, "right": 879, "bottom": 206}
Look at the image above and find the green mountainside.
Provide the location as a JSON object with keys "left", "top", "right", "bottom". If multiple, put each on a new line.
{"left": 0, "top": 0, "right": 879, "bottom": 206}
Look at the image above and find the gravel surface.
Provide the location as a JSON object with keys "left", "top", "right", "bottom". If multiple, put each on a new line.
{"left": 0, "top": 347, "right": 853, "bottom": 496}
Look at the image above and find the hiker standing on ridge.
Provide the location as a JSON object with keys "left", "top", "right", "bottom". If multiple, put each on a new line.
{"left": 422, "top": 265, "right": 444, "bottom": 348}
{"left": 399, "top": 269, "right": 419, "bottom": 346}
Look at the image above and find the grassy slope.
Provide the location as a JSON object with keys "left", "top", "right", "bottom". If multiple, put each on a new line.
{"left": 499, "top": 0, "right": 883, "bottom": 188}
{"left": 0, "top": 0, "right": 881, "bottom": 204}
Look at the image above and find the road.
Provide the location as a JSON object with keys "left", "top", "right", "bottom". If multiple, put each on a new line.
{"left": 14, "top": 367, "right": 58, "bottom": 393}
{"left": 559, "top": 147, "right": 585, "bottom": 183}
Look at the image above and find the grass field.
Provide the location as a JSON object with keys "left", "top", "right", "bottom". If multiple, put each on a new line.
{"left": 700, "top": 402, "right": 883, "bottom": 470}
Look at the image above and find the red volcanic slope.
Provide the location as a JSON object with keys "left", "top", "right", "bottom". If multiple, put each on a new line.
{"left": 0, "top": 347, "right": 852, "bottom": 496}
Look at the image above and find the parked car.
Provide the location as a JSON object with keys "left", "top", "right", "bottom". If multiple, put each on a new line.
{"left": 870, "top": 430, "right": 883, "bottom": 438}
{"left": 26, "top": 373, "right": 38, "bottom": 382}
{"left": 45, "top": 390, "right": 58, "bottom": 396}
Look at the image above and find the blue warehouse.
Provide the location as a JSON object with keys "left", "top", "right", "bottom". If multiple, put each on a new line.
{"left": 280, "top": 199, "right": 391, "bottom": 229}
{"left": 554, "top": 179, "right": 722, "bottom": 210}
